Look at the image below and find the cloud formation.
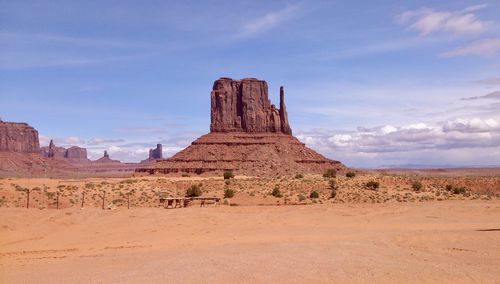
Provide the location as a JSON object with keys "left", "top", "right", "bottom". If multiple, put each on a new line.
{"left": 441, "top": 38, "right": 500, "bottom": 57}
{"left": 237, "top": 3, "right": 301, "bottom": 38}
{"left": 397, "top": 6, "right": 491, "bottom": 36}
{"left": 296, "top": 117, "right": 500, "bottom": 167}
{"left": 462, "top": 91, "right": 500, "bottom": 100}
{"left": 477, "top": 77, "right": 500, "bottom": 86}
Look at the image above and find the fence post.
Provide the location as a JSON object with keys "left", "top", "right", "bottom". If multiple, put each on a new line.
{"left": 102, "top": 191, "right": 106, "bottom": 210}
{"left": 26, "top": 189, "right": 30, "bottom": 209}
{"left": 81, "top": 191, "right": 85, "bottom": 209}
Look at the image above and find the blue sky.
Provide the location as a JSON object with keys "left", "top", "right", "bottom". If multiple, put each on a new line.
{"left": 1, "top": 0, "right": 500, "bottom": 167}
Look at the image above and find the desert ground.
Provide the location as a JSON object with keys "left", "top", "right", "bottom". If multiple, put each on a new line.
{"left": 1, "top": 172, "right": 499, "bottom": 283}
{"left": 0, "top": 201, "right": 499, "bottom": 283}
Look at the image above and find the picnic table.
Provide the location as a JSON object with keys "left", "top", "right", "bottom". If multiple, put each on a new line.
{"left": 159, "top": 196, "right": 221, "bottom": 209}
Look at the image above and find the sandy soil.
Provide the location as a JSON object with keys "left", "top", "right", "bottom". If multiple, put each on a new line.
{"left": 1, "top": 174, "right": 498, "bottom": 210}
{"left": 1, "top": 201, "right": 499, "bottom": 283}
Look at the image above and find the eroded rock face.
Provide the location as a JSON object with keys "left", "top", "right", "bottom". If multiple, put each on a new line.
{"left": 149, "top": 144, "right": 163, "bottom": 160}
{"left": 40, "top": 140, "right": 88, "bottom": 161}
{"left": 210, "top": 78, "right": 292, "bottom": 134}
{"left": 0, "top": 121, "right": 40, "bottom": 153}
{"left": 65, "top": 146, "right": 88, "bottom": 160}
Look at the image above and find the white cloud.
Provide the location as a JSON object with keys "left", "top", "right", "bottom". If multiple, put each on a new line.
{"left": 237, "top": 3, "right": 301, "bottom": 38}
{"left": 462, "top": 91, "right": 500, "bottom": 100}
{"left": 443, "top": 117, "right": 499, "bottom": 133}
{"left": 462, "top": 4, "right": 488, "bottom": 13}
{"left": 397, "top": 6, "right": 491, "bottom": 36}
{"left": 65, "top": 136, "right": 85, "bottom": 145}
{"left": 296, "top": 117, "right": 500, "bottom": 167}
{"left": 441, "top": 38, "right": 500, "bottom": 57}
{"left": 477, "top": 77, "right": 500, "bottom": 86}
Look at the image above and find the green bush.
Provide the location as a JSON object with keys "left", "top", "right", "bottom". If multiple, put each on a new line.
{"left": 224, "top": 188, "right": 235, "bottom": 198}
{"left": 346, "top": 172, "right": 356, "bottom": 178}
{"left": 186, "top": 184, "right": 202, "bottom": 197}
{"left": 223, "top": 170, "right": 234, "bottom": 180}
{"left": 323, "top": 169, "right": 337, "bottom": 178}
{"left": 412, "top": 180, "right": 423, "bottom": 191}
{"left": 295, "top": 174, "right": 304, "bottom": 179}
{"left": 310, "top": 191, "right": 319, "bottom": 199}
{"left": 271, "top": 187, "right": 283, "bottom": 198}
{"left": 365, "top": 181, "right": 380, "bottom": 190}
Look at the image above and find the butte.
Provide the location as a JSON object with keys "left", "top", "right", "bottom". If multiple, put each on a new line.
{"left": 136, "top": 77, "right": 346, "bottom": 176}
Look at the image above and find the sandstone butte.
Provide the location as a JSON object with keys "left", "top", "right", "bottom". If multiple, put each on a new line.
{"left": 141, "top": 144, "right": 163, "bottom": 163}
{"left": 136, "top": 77, "right": 346, "bottom": 176}
{"left": 40, "top": 139, "right": 89, "bottom": 162}
{"left": 0, "top": 121, "right": 132, "bottom": 176}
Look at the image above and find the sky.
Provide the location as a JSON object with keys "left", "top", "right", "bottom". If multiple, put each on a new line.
{"left": 1, "top": 0, "right": 500, "bottom": 168}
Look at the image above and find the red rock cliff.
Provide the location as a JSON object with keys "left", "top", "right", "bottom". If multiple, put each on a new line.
{"left": 210, "top": 78, "right": 292, "bottom": 134}
{"left": 0, "top": 121, "right": 40, "bottom": 153}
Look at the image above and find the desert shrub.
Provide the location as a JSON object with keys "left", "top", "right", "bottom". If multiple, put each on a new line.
{"left": 310, "top": 191, "right": 319, "bottom": 199}
{"left": 412, "top": 180, "right": 423, "bottom": 191}
{"left": 271, "top": 187, "right": 282, "bottom": 198}
{"left": 186, "top": 184, "right": 202, "bottom": 197}
{"left": 298, "top": 194, "right": 307, "bottom": 201}
{"left": 365, "top": 181, "right": 380, "bottom": 190}
{"left": 330, "top": 189, "right": 337, "bottom": 199}
{"left": 181, "top": 173, "right": 190, "bottom": 177}
{"left": 121, "top": 179, "right": 138, "bottom": 184}
{"left": 223, "top": 170, "right": 234, "bottom": 180}
{"left": 346, "top": 172, "right": 356, "bottom": 178}
{"left": 329, "top": 179, "right": 338, "bottom": 199}
{"left": 224, "top": 188, "right": 235, "bottom": 198}
{"left": 323, "top": 169, "right": 337, "bottom": 178}
{"left": 445, "top": 184, "right": 468, "bottom": 194}
{"left": 295, "top": 174, "right": 304, "bottom": 179}
{"left": 453, "top": 186, "right": 467, "bottom": 195}
{"left": 224, "top": 180, "right": 231, "bottom": 185}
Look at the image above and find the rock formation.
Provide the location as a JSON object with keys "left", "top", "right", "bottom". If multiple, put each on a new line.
{"left": 40, "top": 140, "right": 89, "bottom": 161}
{"left": 141, "top": 144, "right": 163, "bottom": 162}
{"left": 0, "top": 121, "right": 39, "bottom": 153}
{"left": 210, "top": 78, "right": 292, "bottom": 134}
{"left": 65, "top": 146, "right": 88, "bottom": 160}
{"left": 136, "top": 77, "right": 346, "bottom": 176}
{"left": 95, "top": 150, "right": 120, "bottom": 164}
{"left": 151, "top": 144, "right": 163, "bottom": 159}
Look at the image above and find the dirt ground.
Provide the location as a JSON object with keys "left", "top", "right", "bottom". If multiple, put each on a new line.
{"left": 0, "top": 173, "right": 498, "bottom": 209}
{"left": 1, "top": 200, "right": 499, "bottom": 283}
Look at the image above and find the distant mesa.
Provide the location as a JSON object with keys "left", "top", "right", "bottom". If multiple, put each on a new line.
{"left": 141, "top": 144, "right": 163, "bottom": 163}
{"left": 0, "top": 121, "right": 39, "bottom": 153}
{"left": 40, "top": 139, "right": 90, "bottom": 162}
{"left": 137, "top": 77, "right": 345, "bottom": 176}
{"left": 95, "top": 150, "right": 120, "bottom": 164}
{"left": 0, "top": 121, "right": 134, "bottom": 176}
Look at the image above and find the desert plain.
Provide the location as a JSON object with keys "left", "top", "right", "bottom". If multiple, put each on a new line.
{"left": 1, "top": 172, "right": 499, "bottom": 283}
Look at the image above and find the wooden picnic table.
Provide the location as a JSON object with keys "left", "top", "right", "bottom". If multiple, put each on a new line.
{"left": 159, "top": 197, "right": 221, "bottom": 209}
